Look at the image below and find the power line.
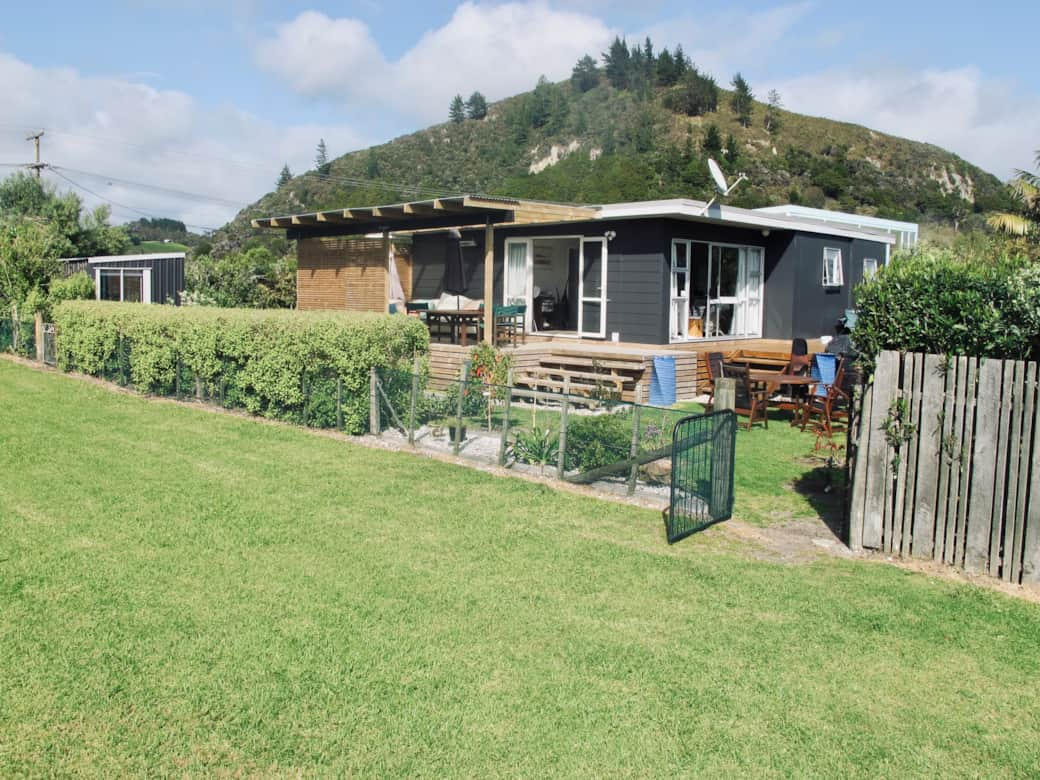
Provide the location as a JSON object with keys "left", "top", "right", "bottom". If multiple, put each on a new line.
{"left": 47, "top": 168, "right": 220, "bottom": 232}
{"left": 3, "top": 123, "right": 442, "bottom": 198}
{"left": 52, "top": 165, "right": 249, "bottom": 208}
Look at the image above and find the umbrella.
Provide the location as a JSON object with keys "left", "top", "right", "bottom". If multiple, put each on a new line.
{"left": 442, "top": 228, "right": 468, "bottom": 309}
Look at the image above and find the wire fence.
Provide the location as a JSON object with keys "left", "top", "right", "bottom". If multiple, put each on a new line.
{"left": 374, "top": 363, "right": 698, "bottom": 500}
{"left": 0, "top": 318, "right": 36, "bottom": 359}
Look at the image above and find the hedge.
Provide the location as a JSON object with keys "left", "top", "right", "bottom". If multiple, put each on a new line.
{"left": 52, "top": 302, "right": 429, "bottom": 433}
{"left": 854, "top": 249, "right": 1040, "bottom": 363}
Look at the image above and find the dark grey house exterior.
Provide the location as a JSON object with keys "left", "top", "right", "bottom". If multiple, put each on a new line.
{"left": 408, "top": 200, "right": 893, "bottom": 345}
{"left": 62, "top": 252, "right": 185, "bottom": 305}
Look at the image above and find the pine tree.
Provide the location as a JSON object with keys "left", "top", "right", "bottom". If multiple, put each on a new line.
{"left": 764, "top": 89, "right": 783, "bottom": 134}
{"left": 703, "top": 123, "right": 723, "bottom": 154}
{"left": 314, "top": 139, "right": 331, "bottom": 175}
{"left": 656, "top": 48, "right": 677, "bottom": 86}
{"left": 602, "top": 36, "right": 631, "bottom": 89}
{"left": 277, "top": 164, "right": 292, "bottom": 188}
{"left": 730, "top": 73, "right": 754, "bottom": 128}
{"left": 673, "top": 44, "right": 689, "bottom": 77}
{"left": 449, "top": 94, "right": 466, "bottom": 123}
{"left": 724, "top": 134, "right": 739, "bottom": 166}
{"left": 571, "top": 54, "right": 600, "bottom": 93}
{"left": 465, "top": 91, "right": 488, "bottom": 120}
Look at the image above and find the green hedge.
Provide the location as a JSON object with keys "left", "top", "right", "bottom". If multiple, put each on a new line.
{"left": 854, "top": 249, "right": 1040, "bottom": 362}
{"left": 53, "top": 302, "right": 429, "bottom": 433}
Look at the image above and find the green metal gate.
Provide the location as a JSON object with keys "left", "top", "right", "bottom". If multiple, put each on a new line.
{"left": 667, "top": 410, "right": 737, "bottom": 543}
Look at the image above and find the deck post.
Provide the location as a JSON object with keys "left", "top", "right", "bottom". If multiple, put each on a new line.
{"left": 383, "top": 230, "right": 391, "bottom": 313}
{"left": 483, "top": 221, "right": 494, "bottom": 344}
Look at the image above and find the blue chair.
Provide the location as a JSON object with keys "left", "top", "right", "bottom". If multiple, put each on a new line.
{"left": 802, "top": 353, "right": 839, "bottom": 431}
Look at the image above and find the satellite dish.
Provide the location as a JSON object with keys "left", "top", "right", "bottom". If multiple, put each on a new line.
{"left": 708, "top": 158, "right": 728, "bottom": 195}
{"left": 700, "top": 158, "right": 749, "bottom": 216}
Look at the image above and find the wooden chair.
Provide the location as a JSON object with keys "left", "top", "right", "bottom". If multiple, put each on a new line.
{"left": 493, "top": 304, "right": 526, "bottom": 347}
{"left": 722, "top": 362, "right": 770, "bottom": 431}
{"left": 802, "top": 355, "right": 853, "bottom": 436}
{"left": 703, "top": 351, "right": 725, "bottom": 409}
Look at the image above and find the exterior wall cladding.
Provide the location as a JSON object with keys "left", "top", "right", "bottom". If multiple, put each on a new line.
{"left": 411, "top": 218, "right": 887, "bottom": 345}
{"left": 83, "top": 256, "right": 185, "bottom": 305}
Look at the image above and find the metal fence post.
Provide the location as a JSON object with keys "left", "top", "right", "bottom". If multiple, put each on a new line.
{"left": 557, "top": 394, "right": 570, "bottom": 479}
{"left": 369, "top": 366, "right": 380, "bottom": 435}
{"left": 301, "top": 373, "right": 309, "bottom": 427}
{"left": 499, "top": 384, "right": 513, "bottom": 467}
{"left": 336, "top": 376, "right": 344, "bottom": 431}
{"left": 628, "top": 383, "right": 644, "bottom": 495}
{"left": 454, "top": 361, "right": 470, "bottom": 456}
{"left": 119, "top": 335, "right": 127, "bottom": 386}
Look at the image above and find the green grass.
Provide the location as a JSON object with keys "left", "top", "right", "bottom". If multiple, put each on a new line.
{"left": 2, "top": 360, "right": 1039, "bottom": 776}
{"left": 129, "top": 240, "right": 190, "bottom": 254}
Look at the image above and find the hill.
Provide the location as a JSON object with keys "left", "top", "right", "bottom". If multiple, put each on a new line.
{"left": 213, "top": 64, "right": 1012, "bottom": 254}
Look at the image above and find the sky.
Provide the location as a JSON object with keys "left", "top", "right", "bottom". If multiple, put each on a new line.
{"left": 0, "top": 0, "right": 1037, "bottom": 230}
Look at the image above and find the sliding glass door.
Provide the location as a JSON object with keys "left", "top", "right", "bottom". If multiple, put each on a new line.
{"left": 671, "top": 240, "right": 763, "bottom": 339}
{"left": 578, "top": 237, "right": 607, "bottom": 337}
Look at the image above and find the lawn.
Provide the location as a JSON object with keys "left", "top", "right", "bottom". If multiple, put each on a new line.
{"left": 128, "top": 240, "right": 190, "bottom": 254}
{"left": 2, "top": 359, "right": 1039, "bottom": 776}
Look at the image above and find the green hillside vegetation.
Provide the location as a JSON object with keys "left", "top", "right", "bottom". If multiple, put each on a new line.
{"left": 213, "top": 37, "right": 1014, "bottom": 255}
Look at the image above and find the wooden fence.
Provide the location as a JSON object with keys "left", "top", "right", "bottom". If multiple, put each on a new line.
{"left": 848, "top": 350, "right": 1039, "bottom": 587}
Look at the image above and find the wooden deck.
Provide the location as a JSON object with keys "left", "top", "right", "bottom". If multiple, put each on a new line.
{"left": 427, "top": 336, "right": 823, "bottom": 401}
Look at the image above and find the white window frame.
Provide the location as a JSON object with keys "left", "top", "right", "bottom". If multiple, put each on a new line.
{"left": 863, "top": 257, "right": 879, "bottom": 279}
{"left": 822, "top": 247, "right": 844, "bottom": 288}
{"left": 95, "top": 267, "right": 152, "bottom": 303}
{"left": 671, "top": 239, "right": 764, "bottom": 341}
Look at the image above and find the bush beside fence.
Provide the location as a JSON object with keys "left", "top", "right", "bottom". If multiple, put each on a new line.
{"left": 51, "top": 302, "right": 429, "bottom": 433}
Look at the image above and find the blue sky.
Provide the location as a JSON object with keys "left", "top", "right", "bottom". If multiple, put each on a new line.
{"left": 1, "top": 1, "right": 1037, "bottom": 228}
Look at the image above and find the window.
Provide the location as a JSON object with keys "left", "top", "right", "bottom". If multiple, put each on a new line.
{"left": 672, "top": 240, "right": 763, "bottom": 339}
{"left": 822, "top": 247, "right": 844, "bottom": 287}
{"left": 95, "top": 268, "right": 150, "bottom": 303}
{"left": 863, "top": 257, "right": 879, "bottom": 279}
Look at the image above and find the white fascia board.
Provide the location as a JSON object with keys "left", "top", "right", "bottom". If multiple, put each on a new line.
{"left": 756, "top": 204, "right": 919, "bottom": 232}
{"left": 596, "top": 200, "right": 895, "bottom": 244}
{"left": 59, "top": 252, "right": 187, "bottom": 264}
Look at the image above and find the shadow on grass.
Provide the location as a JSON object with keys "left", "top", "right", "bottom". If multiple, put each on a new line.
{"left": 791, "top": 464, "right": 848, "bottom": 544}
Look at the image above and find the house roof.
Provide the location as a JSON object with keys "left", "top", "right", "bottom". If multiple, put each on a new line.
{"left": 253, "top": 193, "right": 896, "bottom": 244}
{"left": 251, "top": 195, "right": 598, "bottom": 236}
{"left": 60, "top": 252, "right": 187, "bottom": 264}
{"left": 597, "top": 199, "right": 897, "bottom": 244}
{"left": 755, "top": 204, "right": 919, "bottom": 233}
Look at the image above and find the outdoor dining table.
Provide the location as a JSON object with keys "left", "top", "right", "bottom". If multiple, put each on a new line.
{"left": 425, "top": 309, "right": 484, "bottom": 346}
{"left": 747, "top": 370, "right": 816, "bottom": 424}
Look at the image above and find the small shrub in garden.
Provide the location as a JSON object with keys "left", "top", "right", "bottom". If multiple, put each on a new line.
{"left": 512, "top": 426, "right": 559, "bottom": 472}
{"left": 564, "top": 411, "right": 633, "bottom": 472}
{"left": 52, "top": 301, "right": 428, "bottom": 433}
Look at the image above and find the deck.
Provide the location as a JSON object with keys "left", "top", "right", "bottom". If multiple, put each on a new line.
{"left": 428, "top": 336, "right": 824, "bottom": 402}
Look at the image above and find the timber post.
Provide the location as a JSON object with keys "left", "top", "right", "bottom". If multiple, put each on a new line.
{"left": 628, "top": 383, "right": 644, "bottom": 495}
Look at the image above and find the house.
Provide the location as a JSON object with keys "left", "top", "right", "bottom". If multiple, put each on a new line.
{"left": 61, "top": 252, "right": 186, "bottom": 305}
{"left": 253, "top": 195, "right": 899, "bottom": 398}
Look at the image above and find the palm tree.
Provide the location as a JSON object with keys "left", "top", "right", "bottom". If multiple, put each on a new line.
{"left": 988, "top": 149, "right": 1040, "bottom": 238}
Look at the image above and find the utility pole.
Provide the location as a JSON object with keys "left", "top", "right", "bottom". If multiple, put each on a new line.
{"left": 25, "top": 130, "right": 46, "bottom": 179}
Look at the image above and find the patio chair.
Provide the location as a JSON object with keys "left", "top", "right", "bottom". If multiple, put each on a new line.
{"left": 703, "top": 351, "right": 725, "bottom": 409}
{"left": 493, "top": 304, "right": 526, "bottom": 347}
{"left": 722, "top": 362, "right": 770, "bottom": 431}
{"left": 802, "top": 354, "right": 847, "bottom": 435}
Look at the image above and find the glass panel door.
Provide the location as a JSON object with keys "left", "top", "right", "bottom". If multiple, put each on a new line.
{"left": 743, "top": 247, "right": 763, "bottom": 337}
{"left": 708, "top": 246, "right": 741, "bottom": 337}
{"left": 503, "top": 239, "right": 529, "bottom": 307}
{"left": 578, "top": 237, "right": 607, "bottom": 337}
{"left": 670, "top": 241, "right": 689, "bottom": 341}
{"left": 122, "top": 271, "right": 143, "bottom": 303}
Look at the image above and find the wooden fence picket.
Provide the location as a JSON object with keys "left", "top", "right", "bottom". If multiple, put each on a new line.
{"left": 850, "top": 350, "right": 1038, "bottom": 588}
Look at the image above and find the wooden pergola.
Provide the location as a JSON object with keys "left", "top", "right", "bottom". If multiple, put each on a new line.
{"left": 253, "top": 195, "right": 597, "bottom": 343}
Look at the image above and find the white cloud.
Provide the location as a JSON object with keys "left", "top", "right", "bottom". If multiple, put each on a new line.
{"left": 638, "top": 2, "right": 814, "bottom": 79}
{"left": 765, "top": 66, "right": 1040, "bottom": 179}
{"left": 0, "top": 52, "right": 365, "bottom": 229}
{"left": 254, "top": 2, "right": 614, "bottom": 123}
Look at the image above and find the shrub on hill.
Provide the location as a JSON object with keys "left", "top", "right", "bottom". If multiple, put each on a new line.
{"left": 52, "top": 302, "right": 428, "bottom": 433}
